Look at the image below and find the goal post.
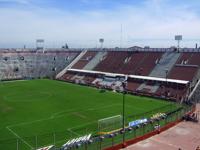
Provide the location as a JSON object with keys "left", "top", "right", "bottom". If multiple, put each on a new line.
{"left": 98, "top": 115, "right": 122, "bottom": 133}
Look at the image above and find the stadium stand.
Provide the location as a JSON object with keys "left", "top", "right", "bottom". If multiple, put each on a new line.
{"left": 93, "top": 51, "right": 163, "bottom": 76}
{"left": 58, "top": 49, "right": 200, "bottom": 102}
{"left": 137, "top": 82, "right": 159, "bottom": 94}
{"left": 59, "top": 71, "right": 76, "bottom": 82}
{"left": 155, "top": 83, "right": 188, "bottom": 101}
{"left": 117, "top": 52, "right": 148, "bottom": 75}
{"left": 176, "top": 52, "right": 193, "bottom": 65}
{"left": 94, "top": 51, "right": 130, "bottom": 73}
{"left": 133, "top": 52, "right": 163, "bottom": 76}
{"left": 56, "top": 50, "right": 87, "bottom": 78}
{"left": 2, "top": 48, "right": 200, "bottom": 103}
{"left": 83, "top": 51, "right": 107, "bottom": 70}
{"left": 149, "top": 51, "right": 181, "bottom": 78}
{"left": 168, "top": 65, "right": 198, "bottom": 81}
{"left": 177, "top": 52, "right": 200, "bottom": 66}
{"left": 72, "top": 51, "right": 97, "bottom": 69}
{"left": 0, "top": 50, "right": 80, "bottom": 80}
{"left": 188, "top": 53, "right": 200, "bottom": 66}
{"left": 126, "top": 79, "right": 142, "bottom": 92}
{"left": 83, "top": 74, "right": 97, "bottom": 85}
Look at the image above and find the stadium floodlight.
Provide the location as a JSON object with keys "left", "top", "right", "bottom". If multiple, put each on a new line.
{"left": 99, "top": 38, "right": 104, "bottom": 49}
{"left": 36, "top": 39, "right": 45, "bottom": 50}
{"left": 175, "top": 35, "right": 182, "bottom": 51}
{"left": 165, "top": 68, "right": 168, "bottom": 82}
{"left": 121, "top": 76, "right": 128, "bottom": 148}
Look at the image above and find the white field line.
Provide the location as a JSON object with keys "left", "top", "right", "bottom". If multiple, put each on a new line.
{"left": 59, "top": 120, "right": 98, "bottom": 146}
{"left": 50, "top": 108, "right": 77, "bottom": 119}
{"left": 69, "top": 120, "right": 98, "bottom": 131}
{"left": 7, "top": 108, "right": 78, "bottom": 128}
{"left": 8, "top": 103, "right": 121, "bottom": 128}
{"left": 6, "top": 126, "right": 34, "bottom": 149}
{"left": 67, "top": 129, "right": 80, "bottom": 136}
{"left": 4, "top": 103, "right": 144, "bottom": 148}
{"left": 52, "top": 103, "right": 121, "bottom": 118}
{"left": 5, "top": 104, "right": 121, "bottom": 148}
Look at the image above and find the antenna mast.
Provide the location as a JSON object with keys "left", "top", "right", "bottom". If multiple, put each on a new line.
{"left": 120, "top": 24, "right": 123, "bottom": 48}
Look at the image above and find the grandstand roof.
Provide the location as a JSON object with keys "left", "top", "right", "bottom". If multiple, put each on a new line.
{"left": 67, "top": 69, "right": 189, "bottom": 85}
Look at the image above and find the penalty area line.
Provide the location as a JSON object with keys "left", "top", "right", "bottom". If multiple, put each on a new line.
{"left": 6, "top": 126, "right": 34, "bottom": 149}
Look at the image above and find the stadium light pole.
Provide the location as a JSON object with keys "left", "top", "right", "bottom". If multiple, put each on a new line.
{"left": 165, "top": 68, "right": 168, "bottom": 99}
{"left": 122, "top": 76, "right": 127, "bottom": 148}
{"left": 165, "top": 69, "right": 168, "bottom": 83}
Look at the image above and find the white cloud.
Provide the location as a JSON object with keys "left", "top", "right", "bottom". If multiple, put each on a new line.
{"left": 0, "top": 0, "right": 200, "bottom": 48}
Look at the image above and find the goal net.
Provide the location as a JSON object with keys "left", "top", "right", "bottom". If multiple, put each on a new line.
{"left": 98, "top": 115, "right": 122, "bottom": 134}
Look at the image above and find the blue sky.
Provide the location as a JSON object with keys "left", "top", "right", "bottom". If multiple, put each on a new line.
{"left": 0, "top": 0, "right": 200, "bottom": 48}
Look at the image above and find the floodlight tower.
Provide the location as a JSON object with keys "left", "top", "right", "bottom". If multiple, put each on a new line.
{"left": 175, "top": 35, "right": 182, "bottom": 52}
{"left": 120, "top": 24, "right": 123, "bottom": 48}
{"left": 36, "top": 39, "right": 45, "bottom": 50}
{"left": 122, "top": 75, "right": 128, "bottom": 148}
{"left": 165, "top": 68, "right": 168, "bottom": 83}
{"left": 99, "top": 38, "right": 104, "bottom": 49}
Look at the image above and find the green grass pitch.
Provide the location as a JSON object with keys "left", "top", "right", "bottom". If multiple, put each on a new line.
{"left": 0, "top": 79, "right": 179, "bottom": 149}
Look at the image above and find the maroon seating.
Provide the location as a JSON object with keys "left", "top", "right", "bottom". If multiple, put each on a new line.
{"left": 59, "top": 72, "right": 75, "bottom": 81}
{"left": 176, "top": 53, "right": 192, "bottom": 64}
{"left": 59, "top": 51, "right": 200, "bottom": 102}
{"left": 168, "top": 66, "right": 198, "bottom": 81}
{"left": 134, "top": 52, "right": 163, "bottom": 76}
{"left": 176, "top": 52, "right": 200, "bottom": 66}
{"left": 94, "top": 51, "right": 129, "bottom": 73}
{"left": 83, "top": 75, "right": 96, "bottom": 84}
{"left": 120, "top": 52, "right": 146, "bottom": 74}
{"left": 94, "top": 51, "right": 163, "bottom": 76}
{"left": 127, "top": 82, "right": 141, "bottom": 92}
{"left": 72, "top": 51, "right": 97, "bottom": 69}
{"left": 126, "top": 78, "right": 142, "bottom": 92}
{"left": 156, "top": 84, "right": 187, "bottom": 101}
{"left": 188, "top": 53, "right": 200, "bottom": 66}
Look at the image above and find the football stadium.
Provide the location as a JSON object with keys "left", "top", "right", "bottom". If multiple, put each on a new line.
{"left": 1, "top": 1, "right": 200, "bottom": 150}
{"left": 0, "top": 48, "right": 199, "bottom": 150}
